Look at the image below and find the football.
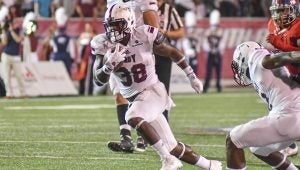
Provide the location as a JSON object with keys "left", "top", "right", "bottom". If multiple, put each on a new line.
{"left": 103, "top": 46, "right": 124, "bottom": 72}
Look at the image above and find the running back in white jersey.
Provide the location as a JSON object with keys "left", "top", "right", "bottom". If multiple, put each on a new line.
{"left": 106, "top": 0, "right": 158, "bottom": 26}
{"left": 248, "top": 49, "right": 300, "bottom": 115}
{"left": 91, "top": 25, "right": 160, "bottom": 98}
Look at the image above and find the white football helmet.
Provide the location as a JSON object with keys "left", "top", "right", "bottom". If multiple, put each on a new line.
{"left": 104, "top": 3, "right": 135, "bottom": 44}
{"left": 231, "top": 41, "right": 263, "bottom": 86}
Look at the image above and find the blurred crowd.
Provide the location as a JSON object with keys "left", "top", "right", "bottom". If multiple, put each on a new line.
{"left": 1, "top": 0, "right": 275, "bottom": 20}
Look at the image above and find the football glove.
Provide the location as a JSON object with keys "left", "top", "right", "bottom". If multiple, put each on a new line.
{"left": 103, "top": 44, "right": 126, "bottom": 73}
{"left": 184, "top": 66, "right": 203, "bottom": 93}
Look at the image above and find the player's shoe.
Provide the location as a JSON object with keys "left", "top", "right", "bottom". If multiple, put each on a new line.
{"left": 209, "top": 160, "right": 222, "bottom": 170}
{"left": 135, "top": 136, "right": 147, "bottom": 152}
{"left": 107, "top": 136, "right": 134, "bottom": 153}
{"left": 160, "top": 155, "right": 183, "bottom": 170}
{"left": 280, "top": 143, "right": 298, "bottom": 157}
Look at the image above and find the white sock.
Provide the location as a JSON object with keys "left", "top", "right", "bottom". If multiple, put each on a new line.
{"left": 195, "top": 156, "right": 210, "bottom": 169}
{"left": 151, "top": 139, "right": 170, "bottom": 159}
{"left": 287, "top": 163, "right": 298, "bottom": 170}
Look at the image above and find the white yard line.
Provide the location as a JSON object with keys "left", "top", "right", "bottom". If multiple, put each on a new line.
{"left": 0, "top": 140, "right": 225, "bottom": 148}
{"left": 3, "top": 104, "right": 115, "bottom": 110}
{"left": 0, "top": 155, "right": 147, "bottom": 161}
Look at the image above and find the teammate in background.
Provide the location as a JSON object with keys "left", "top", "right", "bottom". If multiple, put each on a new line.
{"left": 156, "top": 0, "right": 185, "bottom": 122}
{"left": 93, "top": 3, "right": 222, "bottom": 170}
{"left": 93, "top": 0, "right": 160, "bottom": 153}
{"left": 227, "top": 41, "right": 300, "bottom": 170}
{"left": 267, "top": 0, "right": 300, "bottom": 156}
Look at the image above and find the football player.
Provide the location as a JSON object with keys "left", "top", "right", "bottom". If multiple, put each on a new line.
{"left": 96, "top": 0, "right": 160, "bottom": 153}
{"left": 227, "top": 41, "right": 300, "bottom": 170}
{"left": 267, "top": 0, "right": 299, "bottom": 156}
{"left": 92, "top": 3, "right": 222, "bottom": 170}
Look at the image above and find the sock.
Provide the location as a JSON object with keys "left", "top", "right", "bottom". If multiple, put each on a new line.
{"left": 289, "top": 143, "right": 297, "bottom": 149}
{"left": 195, "top": 156, "right": 211, "bottom": 169}
{"left": 152, "top": 139, "right": 170, "bottom": 159}
{"left": 287, "top": 163, "right": 297, "bottom": 170}
{"left": 117, "top": 104, "right": 128, "bottom": 125}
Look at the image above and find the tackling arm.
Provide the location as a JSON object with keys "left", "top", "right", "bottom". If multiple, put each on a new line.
{"left": 262, "top": 51, "right": 300, "bottom": 69}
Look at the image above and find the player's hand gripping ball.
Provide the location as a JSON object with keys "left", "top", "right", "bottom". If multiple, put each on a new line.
{"left": 103, "top": 44, "right": 126, "bottom": 71}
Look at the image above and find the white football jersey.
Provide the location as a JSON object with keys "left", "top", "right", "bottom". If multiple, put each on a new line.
{"left": 91, "top": 25, "right": 160, "bottom": 98}
{"left": 106, "top": 0, "right": 158, "bottom": 27}
{"left": 248, "top": 49, "right": 300, "bottom": 115}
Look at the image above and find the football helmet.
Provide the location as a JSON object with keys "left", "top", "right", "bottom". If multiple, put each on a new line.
{"left": 231, "top": 41, "right": 263, "bottom": 86}
{"left": 269, "top": 0, "right": 297, "bottom": 29}
{"left": 104, "top": 3, "right": 135, "bottom": 44}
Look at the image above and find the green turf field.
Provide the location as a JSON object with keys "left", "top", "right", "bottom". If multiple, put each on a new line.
{"left": 0, "top": 89, "right": 299, "bottom": 170}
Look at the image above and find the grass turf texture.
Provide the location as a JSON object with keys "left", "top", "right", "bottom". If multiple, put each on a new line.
{"left": 0, "top": 89, "right": 299, "bottom": 170}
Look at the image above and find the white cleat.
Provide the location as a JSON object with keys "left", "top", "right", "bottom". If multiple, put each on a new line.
{"left": 209, "top": 160, "right": 222, "bottom": 170}
{"left": 160, "top": 155, "right": 183, "bottom": 170}
{"left": 280, "top": 144, "right": 298, "bottom": 157}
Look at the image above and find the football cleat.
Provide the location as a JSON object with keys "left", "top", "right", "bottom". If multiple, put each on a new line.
{"left": 160, "top": 155, "right": 183, "bottom": 170}
{"left": 107, "top": 138, "right": 134, "bottom": 153}
{"left": 135, "top": 136, "right": 147, "bottom": 152}
{"left": 280, "top": 143, "right": 298, "bottom": 157}
{"left": 209, "top": 160, "right": 222, "bottom": 170}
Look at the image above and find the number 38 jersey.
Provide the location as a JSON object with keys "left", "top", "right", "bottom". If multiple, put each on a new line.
{"left": 91, "top": 25, "right": 160, "bottom": 98}
{"left": 248, "top": 49, "right": 300, "bottom": 115}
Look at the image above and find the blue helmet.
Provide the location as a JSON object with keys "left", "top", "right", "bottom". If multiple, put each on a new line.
{"left": 269, "top": 0, "right": 297, "bottom": 29}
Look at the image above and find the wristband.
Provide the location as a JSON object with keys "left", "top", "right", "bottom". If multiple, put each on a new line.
{"left": 176, "top": 56, "right": 186, "bottom": 65}
{"left": 183, "top": 66, "right": 194, "bottom": 75}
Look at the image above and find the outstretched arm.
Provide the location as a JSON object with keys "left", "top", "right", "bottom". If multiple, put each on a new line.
{"left": 153, "top": 40, "right": 203, "bottom": 93}
{"left": 262, "top": 51, "right": 300, "bottom": 69}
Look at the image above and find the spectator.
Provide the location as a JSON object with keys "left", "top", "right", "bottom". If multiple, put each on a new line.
{"left": 52, "top": 0, "right": 77, "bottom": 17}
{"left": 22, "top": 12, "right": 39, "bottom": 62}
{"left": 75, "top": 0, "right": 97, "bottom": 18}
{"left": 180, "top": 11, "right": 200, "bottom": 75}
{"left": 174, "top": 0, "right": 194, "bottom": 17}
{"left": 41, "top": 26, "right": 55, "bottom": 61}
{"left": 49, "top": 7, "right": 75, "bottom": 76}
{"left": 202, "top": 10, "right": 225, "bottom": 93}
{"left": 1, "top": 18, "right": 26, "bottom": 98}
{"left": 217, "top": 0, "right": 238, "bottom": 17}
{"left": 95, "top": 0, "right": 106, "bottom": 18}
{"left": 21, "top": 0, "right": 34, "bottom": 17}
{"left": 77, "top": 22, "right": 95, "bottom": 95}
{"left": 34, "top": 0, "right": 53, "bottom": 17}
{"left": 192, "top": 0, "right": 206, "bottom": 20}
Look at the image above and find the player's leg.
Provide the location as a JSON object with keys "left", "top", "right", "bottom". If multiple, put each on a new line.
{"left": 227, "top": 114, "right": 300, "bottom": 169}
{"left": 126, "top": 82, "right": 182, "bottom": 169}
{"left": 252, "top": 151, "right": 295, "bottom": 170}
{"left": 127, "top": 116, "right": 183, "bottom": 170}
{"left": 154, "top": 54, "right": 172, "bottom": 121}
{"left": 226, "top": 135, "right": 246, "bottom": 169}
{"left": 107, "top": 92, "right": 134, "bottom": 153}
{"left": 215, "top": 54, "right": 222, "bottom": 93}
{"left": 203, "top": 54, "right": 213, "bottom": 93}
{"left": 107, "top": 76, "right": 134, "bottom": 153}
{"left": 151, "top": 114, "right": 222, "bottom": 170}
